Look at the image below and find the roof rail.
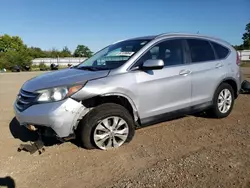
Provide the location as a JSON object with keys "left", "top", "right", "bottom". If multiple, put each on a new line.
{"left": 155, "top": 32, "right": 199, "bottom": 39}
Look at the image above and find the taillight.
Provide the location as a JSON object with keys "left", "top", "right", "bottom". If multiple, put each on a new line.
{"left": 236, "top": 52, "right": 240, "bottom": 66}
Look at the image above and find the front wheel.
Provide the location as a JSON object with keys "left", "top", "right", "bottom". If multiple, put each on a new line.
{"left": 209, "top": 83, "right": 235, "bottom": 118}
{"left": 77, "top": 103, "right": 135, "bottom": 150}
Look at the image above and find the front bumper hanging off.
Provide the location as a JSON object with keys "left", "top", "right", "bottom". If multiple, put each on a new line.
{"left": 14, "top": 98, "right": 87, "bottom": 138}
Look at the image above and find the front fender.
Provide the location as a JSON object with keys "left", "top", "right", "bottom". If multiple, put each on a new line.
{"left": 101, "top": 92, "right": 139, "bottom": 121}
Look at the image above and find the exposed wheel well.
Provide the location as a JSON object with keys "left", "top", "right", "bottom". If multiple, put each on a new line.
{"left": 82, "top": 95, "right": 137, "bottom": 120}
{"left": 222, "top": 79, "right": 238, "bottom": 99}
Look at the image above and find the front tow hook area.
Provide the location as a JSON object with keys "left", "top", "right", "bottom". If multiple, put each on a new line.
{"left": 16, "top": 125, "right": 76, "bottom": 155}
{"left": 17, "top": 134, "right": 45, "bottom": 155}
{"left": 17, "top": 124, "right": 56, "bottom": 155}
{"left": 17, "top": 133, "right": 76, "bottom": 155}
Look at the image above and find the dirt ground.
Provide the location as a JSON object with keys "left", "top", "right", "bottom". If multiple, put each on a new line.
{"left": 0, "top": 68, "right": 250, "bottom": 188}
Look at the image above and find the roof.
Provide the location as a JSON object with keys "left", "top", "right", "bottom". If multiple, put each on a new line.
{"left": 124, "top": 33, "right": 219, "bottom": 40}
{"left": 121, "top": 32, "right": 230, "bottom": 46}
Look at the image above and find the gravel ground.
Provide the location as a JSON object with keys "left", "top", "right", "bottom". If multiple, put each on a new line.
{"left": 0, "top": 68, "right": 249, "bottom": 188}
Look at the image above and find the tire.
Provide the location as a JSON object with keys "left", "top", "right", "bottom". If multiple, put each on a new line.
{"left": 208, "top": 83, "right": 235, "bottom": 118}
{"left": 77, "top": 103, "right": 135, "bottom": 150}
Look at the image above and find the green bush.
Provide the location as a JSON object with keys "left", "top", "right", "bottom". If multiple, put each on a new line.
{"left": 30, "top": 65, "right": 40, "bottom": 71}
{"left": 0, "top": 50, "right": 32, "bottom": 70}
{"left": 39, "top": 63, "right": 49, "bottom": 70}
{"left": 31, "top": 67, "right": 40, "bottom": 71}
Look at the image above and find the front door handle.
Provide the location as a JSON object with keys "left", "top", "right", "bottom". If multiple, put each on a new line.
{"left": 179, "top": 69, "right": 191, "bottom": 76}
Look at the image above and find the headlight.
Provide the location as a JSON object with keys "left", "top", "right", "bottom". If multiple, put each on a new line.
{"left": 36, "top": 85, "right": 83, "bottom": 102}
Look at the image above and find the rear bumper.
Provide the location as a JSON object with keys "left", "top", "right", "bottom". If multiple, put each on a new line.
{"left": 14, "top": 98, "right": 86, "bottom": 138}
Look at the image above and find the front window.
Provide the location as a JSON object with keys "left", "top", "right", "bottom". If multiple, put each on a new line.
{"left": 77, "top": 39, "right": 150, "bottom": 70}
{"left": 135, "top": 39, "right": 185, "bottom": 67}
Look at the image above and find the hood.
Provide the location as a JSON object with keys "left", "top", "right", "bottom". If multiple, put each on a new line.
{"left": 22, "top": 68, "right": 110, "bottom": 92}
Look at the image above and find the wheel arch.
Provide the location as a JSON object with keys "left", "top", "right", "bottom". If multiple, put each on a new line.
{"left": 216, "top": 78, "right": 239, "bottom": 99}
{"left": 81, "top": 93, "right": 140, "bottom": 122}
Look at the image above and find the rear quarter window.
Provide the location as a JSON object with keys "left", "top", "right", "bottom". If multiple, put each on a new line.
{"left": 211, "top": 42, "right": 230, "bottom": 59}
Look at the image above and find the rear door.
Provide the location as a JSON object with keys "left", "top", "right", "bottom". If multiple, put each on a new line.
{"left": 186, "top": 39, "right": 228, "bottom": 106}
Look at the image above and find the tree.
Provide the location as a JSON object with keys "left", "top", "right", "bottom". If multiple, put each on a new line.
{"left": 234, "top": 22, "right": 250, "bottom": 50}
{"left": 44, "top": 48, "right": 61, "bottom": 58}
{"left": 0, "top": 34, "right": 32, "bottom": 69}
{"left": 28, "top": 47, "right": 46, "bottom": 58}
{"left": 0, "top": 49, "right": 32, "bottom": 69}
{"left": 0, "top": 33, "right": 92, "bottom": 70}
{"left": 73, "top": 45, "right": 92, "bottom": 58}
{"left": 60, "top": 46, "right": 71, "bottom": 57}
{"left": 233, "top": 44, "right": 244, "bottom": 50}
{"left": 242, "top": 23, "right": 250, "bottom": 49}
{"left": 0, "top": 34, "right": 25, "bottom": 52}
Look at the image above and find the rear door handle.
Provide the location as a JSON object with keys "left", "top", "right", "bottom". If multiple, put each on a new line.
{"left": 215, "top": 63, "right": 223, "bottom": 68}
{"left": 179, "top": 69, "right": 191, "bottom": 76}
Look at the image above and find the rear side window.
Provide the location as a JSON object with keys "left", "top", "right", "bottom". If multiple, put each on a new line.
{"left": 211, "top": 42, "right": 229, "bottom": 59}
{"left": 187, "top": 39, "right": 215, "bottom": 63}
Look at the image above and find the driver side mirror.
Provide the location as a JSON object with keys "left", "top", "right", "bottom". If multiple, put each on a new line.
{"left": 141, "top": 59, "right": 164, "bottom": 70}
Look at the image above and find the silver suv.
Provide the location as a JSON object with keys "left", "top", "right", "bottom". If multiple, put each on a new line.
{"left": 14, "top": 33, "right": 242, "bottom": 150}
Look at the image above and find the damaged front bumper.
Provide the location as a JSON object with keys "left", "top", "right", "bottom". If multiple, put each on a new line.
{"left": 14, "top": 98, "right": 87, "bottom": 138}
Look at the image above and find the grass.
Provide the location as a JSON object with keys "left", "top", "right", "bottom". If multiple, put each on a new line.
{"left": 240, "top": 61, "right": 250, "bottom": 67}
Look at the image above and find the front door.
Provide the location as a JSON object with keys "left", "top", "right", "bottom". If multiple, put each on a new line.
{"left": 133, "top": 39, "right": 192, "bottom": 120}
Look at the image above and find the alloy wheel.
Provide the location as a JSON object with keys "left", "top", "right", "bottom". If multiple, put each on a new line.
{"left": 217, "top": 89, "right": 232, "bottom": 114}
{"left": 93, "top": 116, "right": 129, "bottom": 150}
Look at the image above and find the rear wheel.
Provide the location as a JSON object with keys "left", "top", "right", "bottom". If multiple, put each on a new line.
{"left": 209, "top": 83, "right": 235, "bottom": 118}
{"left": 77, "top": 103, "right": 135, "bottom": 150}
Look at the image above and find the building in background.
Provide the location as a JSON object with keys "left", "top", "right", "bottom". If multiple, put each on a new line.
{"left": 238, "top": 50, "right": 250, "bottom": 61}
{"left": 32, "top": 57, "right": 87, "bottom": 66}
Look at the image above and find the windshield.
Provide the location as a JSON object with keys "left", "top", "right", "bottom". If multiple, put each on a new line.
{"left": 77, "top": 39, "right": 150, "bottom": 70}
